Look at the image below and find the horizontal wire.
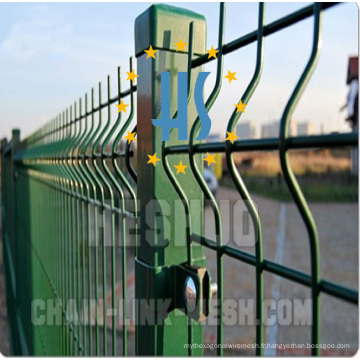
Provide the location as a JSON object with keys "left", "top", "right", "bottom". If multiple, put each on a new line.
{"left": 191, "top": 2, "right": 340, "bottom": 68}
{"left": 165, "top": 132, "right": 358, "bottom": 154}
{"left": 3, "top": 3, "right": 356, "bottom": 356}
{"left": 191, "top": 234, "right": 358, "bottom": 304}
{"left": 17, "top": 166, "right": 137, "bottom": 219}
{"left": 14, "top": 150, "right": 134, "bottom": 162}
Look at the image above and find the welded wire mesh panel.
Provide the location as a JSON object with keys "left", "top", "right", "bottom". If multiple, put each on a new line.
{"left": 2, "top": 60, "right": 138, "bottom": 356}
{"left": 0, "top": 1, "right": 358, "bottom": 357}
{"left": 163, "top": 1, "right": 358, "bottom": 356}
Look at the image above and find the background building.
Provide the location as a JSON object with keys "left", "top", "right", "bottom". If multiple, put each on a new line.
{"left": 236, "top": 121, "right": 257, "bottom": 140}
{"left": 261, "top": 120, "right": 297, "bottom": 138}
{"left": 297, "top": 121, "right": 314, "bottom": 136}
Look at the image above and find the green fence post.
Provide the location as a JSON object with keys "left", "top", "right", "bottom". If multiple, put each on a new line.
{"left": 10, "top": 129, "right": 29, "bottom": 356}
{"left": 9, "top": 130, "right": 20, "bottom": 266}
{"left": 3, "top": 129, "right": 28, "bottom": 355}
{"left": 11, "top": 130, "right": 20, "bottom": 279}
{"left": 10, "top": 130, "right": 20, "bottom": 348}
{"left": 0, "top": 137, "right": 17, "bottom": 355}
{"left": 135, "top": 4, "right": 207, "bottom": 356}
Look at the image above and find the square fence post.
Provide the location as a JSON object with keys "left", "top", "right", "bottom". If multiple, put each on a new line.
{"left": 135, "top": 4, "right": 206, "bottom": 355}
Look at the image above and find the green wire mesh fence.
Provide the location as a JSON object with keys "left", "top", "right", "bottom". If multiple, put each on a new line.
{"left": 1, "top": 1, "right": 358, "bottom": 357}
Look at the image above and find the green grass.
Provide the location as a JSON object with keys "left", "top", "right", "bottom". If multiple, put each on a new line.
{"left": 220, "top": 173, "right": 358, "bottom": 202}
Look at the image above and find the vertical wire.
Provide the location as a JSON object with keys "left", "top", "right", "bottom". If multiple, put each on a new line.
{"left": 81, "top": 92, "right": 93, "bottom": 356}
{"left": 81, "top": 86, "right": 101, "bottom": 356}
{"left": 110, "top": 60, "right": 138, "bottom": 355}
{"left": 97, "top": 74, "right": 118, "bottom": 355}
{"left": 77, "top": 97, "right": 85, "bottom": 354}
{"left": 89, "top": 82, "right": 111, "bottom": 355}
{"left": 56, "top": 114, "right": 60, "bottom": 356}
{"left": 70, "top": 103, "right": 78, "bottom": 354}
{"left": 108, "top": 74, "right": 117, "bottom": 357}
{"left": 55, "top": 116, "right": 61, "bottom": 355}
{"left": 224, "top": 2, "right": 265, "bottom": 355}
{"left": 82, "top": 88, "right": 98, "bottom": 356}
{"left": 77, "top": 93, "right": 89, "bottom": 355}
{"left": 56, "top": 113, "right": 62, "bottom": 355}
{"left": 60, "top": 112, "right": 66, "bottom": 355}
{"left": 75, "top": 100, "right": 82, "bottom": 354}
{"left": 98, "top": 82, "right": 107, "bottom": 356}
{"left": 54, "top": 116, "right": 58, "bottom": 359}
{"left": 278, "top": 3, "right": 322, "bottom": 355}
{"left": 188, "top": 2, "right": 225, "bottom": 355}
{"left": 62, "top": 109, "right": 68, "bottom": 355}
{"left": 63, "top": 109, "right": 71, "bottom": 356}
{"left": 99, "top": 82, "right": 108, "bottom": 355}
{"left": 125, "top": 125, "right": 137, "bottom": 183}
{"left": 70, "top": 95, "right": 88, "bottom": 355}
{"left": 53, "top": 116, "right": 59, "bottom": 355}
{"left": 80, "top": 95, "right": 88, "bottom": 354}
{"left": 91, "top": 87, "right": 101, "bottom": 356}
{"left": 72, "top": 102, "right": 80, "bottom": 354}
{"left": 66, "top": 107, "right": 72, "bottom": 355}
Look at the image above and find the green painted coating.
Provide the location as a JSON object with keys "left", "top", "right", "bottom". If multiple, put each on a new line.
{"left": 164, "top": 132, "right": 359, "bottom": 154}
{"left": 1, "top": 59, "right": 137, "bottom": 356}
{"left": 188, "top": 3, "right": 225, "bottom": 355}
{"left": 0, "top": 2, "right": 358, "bottom": 358}
{"left": 278, "top": 3, "right": 322, "bottom": 355}
{"left": 135, "top": 4, "right": 206, "bottom": 57}
{"left": 160, "top": 20, "right": 195, "bottom": 356}
{"left": 135, "top": 3, "right": 206, "bottom": 356}
{"left": 225, "top": 3, "right": 265, "bottom": 355}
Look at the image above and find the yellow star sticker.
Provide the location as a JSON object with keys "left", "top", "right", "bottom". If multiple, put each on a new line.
{"left": 144, "top": 45, "right": 158, "bottom": 59}
{"left": 116, "top": 100, "right": 128, "bottom": 113}
{"left": 234, "top": 100, "right": 247, "bottom": 113}
{"left": 203, "top": 153, "right": 216, "bottom": 166}
{"left": 126, "top": 69, "right": 139, "bottom": 82}
{"left": 226, "top": 131, "right": 239, "bottom": 144}
{"left": 225, "top": 70, "right": 237, "bottom": 84}
{"left": 147, "top": 153, "right": 160, "bottom": 167}
{"left": 174, "top": 38, "right": 187, "bottom": 52}
{"left": 206, "top": 45, "right": 219, "bottom": 59}
{"left": 174, "top": 161, "right": 187, "bottom": 174}
{"left": 124, "top": 131, "right": 137, "bottom": 144}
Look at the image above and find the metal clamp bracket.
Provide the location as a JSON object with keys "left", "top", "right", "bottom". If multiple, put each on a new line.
{"left": 135, "top": 258, "right": 212, "bottom": 322}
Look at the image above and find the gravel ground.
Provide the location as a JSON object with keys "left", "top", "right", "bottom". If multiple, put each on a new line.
{"left": 203, "top": 188, "right": 358, "bottom": 356}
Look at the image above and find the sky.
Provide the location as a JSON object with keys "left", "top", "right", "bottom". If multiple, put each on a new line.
{"left": 0, "top": 2, "right": 358, "bottom": 141}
